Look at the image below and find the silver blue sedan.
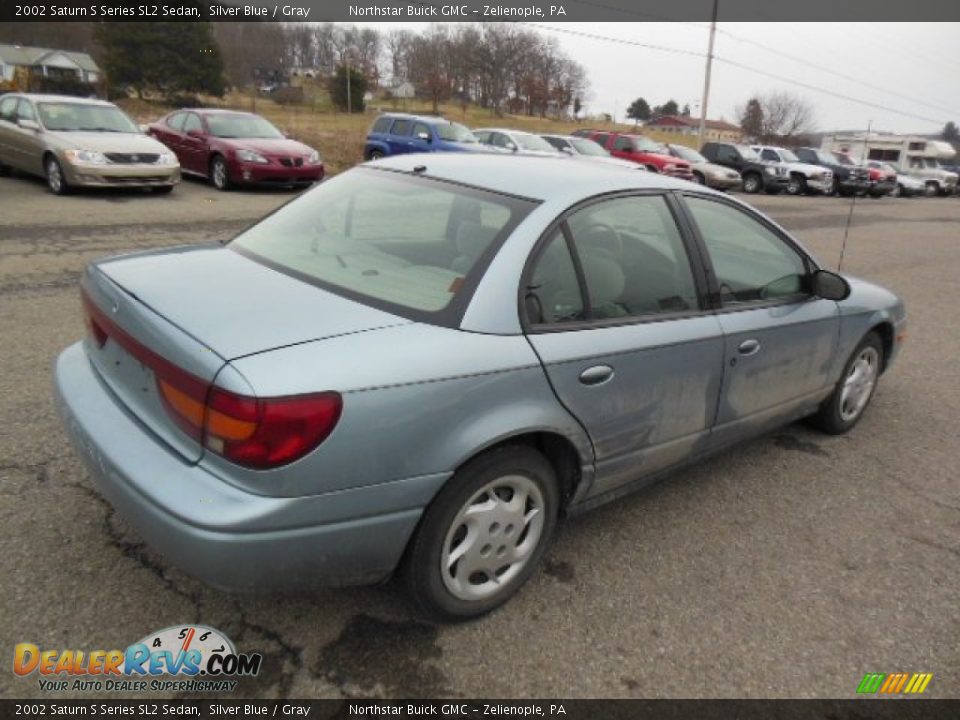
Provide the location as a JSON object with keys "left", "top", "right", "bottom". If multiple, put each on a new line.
{"left": 55, "top": 154, "right": 906, "bottom": 620}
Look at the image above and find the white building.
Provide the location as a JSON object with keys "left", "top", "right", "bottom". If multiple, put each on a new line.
{"left": 0, "top": 44, "right": 101, "bottom": 86}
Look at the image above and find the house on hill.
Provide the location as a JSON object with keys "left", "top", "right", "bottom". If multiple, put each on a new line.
{"left": 0, "top": 44, "right": 101, "bottom": 91}
{"left": 644, "top": 114, "right": 744, "bottom": 142}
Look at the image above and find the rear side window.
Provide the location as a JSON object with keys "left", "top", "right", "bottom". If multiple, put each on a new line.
{"left": 16, "top": 99, "right": 36, "bottom": 121}
{"left": 613, "top": 136, "right": 633, "bottom": 152}
{"left": 526, "top": 230, "right": 584, "bottom": 324}
{"left": 391, "top": 119, "right": 411, "bottom": 136}
{"left": 543, "top": 137, "right": 566, "bottom": 151}
{"left": 0, "top": 97, "right": 17, "bottom": 122}
{"left": 592, "top": 133, "right": 611, "bottom": 147}
{"left": 372, "top": 116, "right": 391, "bottom": 133}
{"left": 230, "top": 168, "right": 536, "bottom": 324}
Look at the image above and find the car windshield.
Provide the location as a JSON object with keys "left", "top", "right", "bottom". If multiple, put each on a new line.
{"left": 435, "top": 122, "right": 476, "bottom": 143}
{"left": 230, "top": 168, "right": 535, "bottom": 320}
{"left": 833, "top": 153, "right": 856, "bottom": 165}
{"left": 569, "top": 137, "right": 609, "bottom": 156}
{"left": 37, "top": 102, "right": 139, "bottom": 133}
{"left": 813, "top": 150, "right": 837, "bottom": 164}
{"left": 206, "top": 114, "right": 283, "bottom": 139}
{"left": 736, "top": 145, "right": 761, "bottom": 161}
{"left": 515, "top": 133, "right": 558, "bottom": 152}
{"left": 632, "top": 135, "right": 663, "bottom": 152}
{"left": 671, "top": 145, "right": 706, "bottom": 163}
{"left": 777, "top": 148, "right": 800, "bottom": 162}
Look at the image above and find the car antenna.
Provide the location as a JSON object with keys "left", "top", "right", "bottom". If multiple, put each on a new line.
{"left": 838, "top": 119, "right": 871, "bottom": 273}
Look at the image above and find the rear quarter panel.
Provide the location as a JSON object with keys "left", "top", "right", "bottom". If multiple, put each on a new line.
{"left": 214, "top": 323, "right": 594, "bottom": 498}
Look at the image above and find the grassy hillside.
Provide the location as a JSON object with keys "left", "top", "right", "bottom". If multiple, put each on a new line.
{"left": 118, "top": 92, "right": 699, "bottom": 176}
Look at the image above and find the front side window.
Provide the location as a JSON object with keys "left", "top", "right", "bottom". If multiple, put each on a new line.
{"left": 613, "top": 136, "right": 633, "bottom": 151}
{"left": 412, "top": 122, "right": 431, "bottom": 140}
{"left": 182, "top": 113, "right": 202, "bottom": 134}
{"left": 230, "top": 168, "right": 534, "bottom": 322}
{"left": 391, "top": 119, "right": 411, "bottom": 136}
{"left": 761, "top": 148, "right": 779, "bottom": 162}
{"left": 16, "top": 99, "right": 36, "bottom": 121}
{"left": 685, "top": 196, "right": 808, "bottom": 304}
{"left": 592, "top": 133, "right": 611, "bottom": 147}
{"left": 435, "top": 122, "right": 476, "bottom": 143}
{"left": 207, "top": 113, "right": 282, "bottom": 139}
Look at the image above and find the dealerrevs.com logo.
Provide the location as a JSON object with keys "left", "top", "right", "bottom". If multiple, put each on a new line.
{"left": 13, "top": 625, "right": 262, "bottom": 693}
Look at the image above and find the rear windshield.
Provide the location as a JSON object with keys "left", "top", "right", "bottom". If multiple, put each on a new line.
{"left": 230, "top": 168, "right": 536, "bottom": 325}
{"left": 435, "top": 122, "right": 477, "bottom": 143}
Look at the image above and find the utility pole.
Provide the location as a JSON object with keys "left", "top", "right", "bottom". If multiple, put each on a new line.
{"left": 697, "top": 0, "right": 719, "bottom": 148}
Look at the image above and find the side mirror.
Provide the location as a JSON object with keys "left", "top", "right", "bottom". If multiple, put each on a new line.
{"left": 18, "top": 118, "right": 40, "bottom": 131}
{"left": 810, "top": 269, "right": 851, "bottom": 301}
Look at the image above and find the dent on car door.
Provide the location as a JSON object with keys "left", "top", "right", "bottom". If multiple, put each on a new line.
{"left": 525, "top": 194, "right": 725, "bottom": 500}
{"left": 681, "top": 194, "right": 840, "bottom": 445}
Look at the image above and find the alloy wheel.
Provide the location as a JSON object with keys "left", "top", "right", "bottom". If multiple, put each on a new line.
{"left": 212, "top": 159, "right": 228, "bottom": 190}
{"left": 440, "top": 474, "right": 545, "bottom": 602}
{"left": 839, "top": 346, "right": 879, "bottom": 422}
{"left": 46, "top": 158, "right": 63, "bottom": 193}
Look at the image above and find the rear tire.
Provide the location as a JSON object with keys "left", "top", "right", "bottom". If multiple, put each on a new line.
{"left": 402, "top": 445, "right": 560, "bottom": 622}
{"left": 743, "top": 172, "right": 762, "bottom": 194}
{"left": 809, "top": 332, "right": 884, "bottom": 435}
{"left": 368, "top": 149, "right": 385, "bottom": 161}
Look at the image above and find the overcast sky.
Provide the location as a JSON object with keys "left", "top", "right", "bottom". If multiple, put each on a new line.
{"left": 355, "top": 22, "right": 960, "bottom": 135}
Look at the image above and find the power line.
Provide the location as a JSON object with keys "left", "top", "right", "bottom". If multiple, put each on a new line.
{"left": 525, "top": 23, "right": 950, "bottom": 127}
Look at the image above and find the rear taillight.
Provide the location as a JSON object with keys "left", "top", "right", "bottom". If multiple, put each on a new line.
{"left": 81, "top": 287, "right": 342, "bottom": 469}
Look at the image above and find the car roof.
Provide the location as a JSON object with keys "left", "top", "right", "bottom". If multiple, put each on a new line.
{"left": 7, "top": 93, "right": 114, "bottom": 106}
{"left": 377, "top": 113, "right": 450, "bottom": 124}
{"left": 369, "top": 152, "right": 701, "bottom": 202}
{"left": 177, "top": 108, "right": 254, "bottom": 116}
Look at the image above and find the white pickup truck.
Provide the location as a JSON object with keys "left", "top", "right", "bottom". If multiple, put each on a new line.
{"left": 752, "top": 145, "right": 834, "bottom": 195}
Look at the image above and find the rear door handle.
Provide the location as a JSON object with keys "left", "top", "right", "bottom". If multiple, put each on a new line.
{"left": 738, "top": 339, "right": 761, "bottom": 355}
{"left": 579, "top": 365, "right": 614, "bottom": 386}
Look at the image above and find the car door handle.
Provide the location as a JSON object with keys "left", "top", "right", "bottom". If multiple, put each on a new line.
{"left": 738, "top": 339, "right": 761, "bottom": 355}
{"left": 579, "top": 365, "right": 614, "bottom": 386}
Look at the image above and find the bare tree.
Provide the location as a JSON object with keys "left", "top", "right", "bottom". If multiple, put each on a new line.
{"left": 737, "top": 91, "right": 815, "bottom": 142}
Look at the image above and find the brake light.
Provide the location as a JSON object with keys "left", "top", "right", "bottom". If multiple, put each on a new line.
{"left": 81, "top": 286, "right": 342, "bottom": 469}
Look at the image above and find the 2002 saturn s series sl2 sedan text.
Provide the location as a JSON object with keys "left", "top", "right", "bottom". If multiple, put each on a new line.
{"left": 55, "top": 154, "right": 906, "bottom": 621}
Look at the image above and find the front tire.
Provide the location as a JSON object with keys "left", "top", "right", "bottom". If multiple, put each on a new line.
{"left": 402, "top": 445, "right": 560, "bottom": 622}
{"left": 787, "top": 174, "right": 807, "bottom": 195}
{"left": 368, "top": 149, "right": 385, "bottom": 161}
{"left": 210, "top": 156, "right": 231, "bottom": 191}
{"left": 810, "top": 332, "right": 884, "bottom": 435}
{"left": 45, "top": 155, "right": 70, "bottom": 195}
{"left": 692, "top": 171, "right": 705, "bottom": 185}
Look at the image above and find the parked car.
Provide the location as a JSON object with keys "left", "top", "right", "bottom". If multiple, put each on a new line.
{"left": 886, "top": 165, "right": 926, "bottom": 197}
{"left": 56, "top": 154, "right": 905, "bottom": 621}
{"left": 364, "top": 114, "right": 484, "bottom": 160}
{"left": 862, "top": 160, "right": 898, "bottom": 198}
{"left": 902, "top": 156, "right": 958, "bottom": 196}
{"left": 937, "top": 159, "right": 960, "bottom": 194}
{"left": 582, "top": 130, "right": 695, "bottom": 180}
{"left": 474, "top": 128, "right": 561, "bottom": 156}
{"left": 0, "top": 93, "right": 179, "bottom": 195}
{"left": 751, "top": 145, "right": 833, "bottom": 195}
{"left": 700, "top": 142, "right": 789, "bottom": 194}
{"left": 147, "top": 109, "right": 323, "bottom": 191}
{"left": 793, "top": 146, "right": 871, "bottom": 196}
{"left": 663, "top": 143, "right": 741, "bottom": 190}
{"left": 540, "top": 133, "right": 646, "bottom": 169}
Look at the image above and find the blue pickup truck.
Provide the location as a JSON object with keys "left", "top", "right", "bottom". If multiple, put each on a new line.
{"left": 364, "top": 114, "right": 486, "bottom": 160}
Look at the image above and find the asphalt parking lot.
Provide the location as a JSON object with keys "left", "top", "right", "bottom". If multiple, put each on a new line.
{"left": 1, "top": 173, "right": 958, "bottom": 700}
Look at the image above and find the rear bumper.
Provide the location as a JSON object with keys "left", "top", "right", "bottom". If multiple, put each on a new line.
{"left": 54, "top": 342, "right": 441, "bottom": 590}
{"left": 234, "top": 161, "right": 323, "bottom": 186}
{"left": 64, "top": 162, "right": 180, "bottom": 188}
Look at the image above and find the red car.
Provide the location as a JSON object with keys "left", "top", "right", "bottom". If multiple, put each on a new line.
{"left": 147, "top": 109, "right": 323, "bottom": 190}
{"left": 581, "top": 130, "right": 694, "bottom": 180}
